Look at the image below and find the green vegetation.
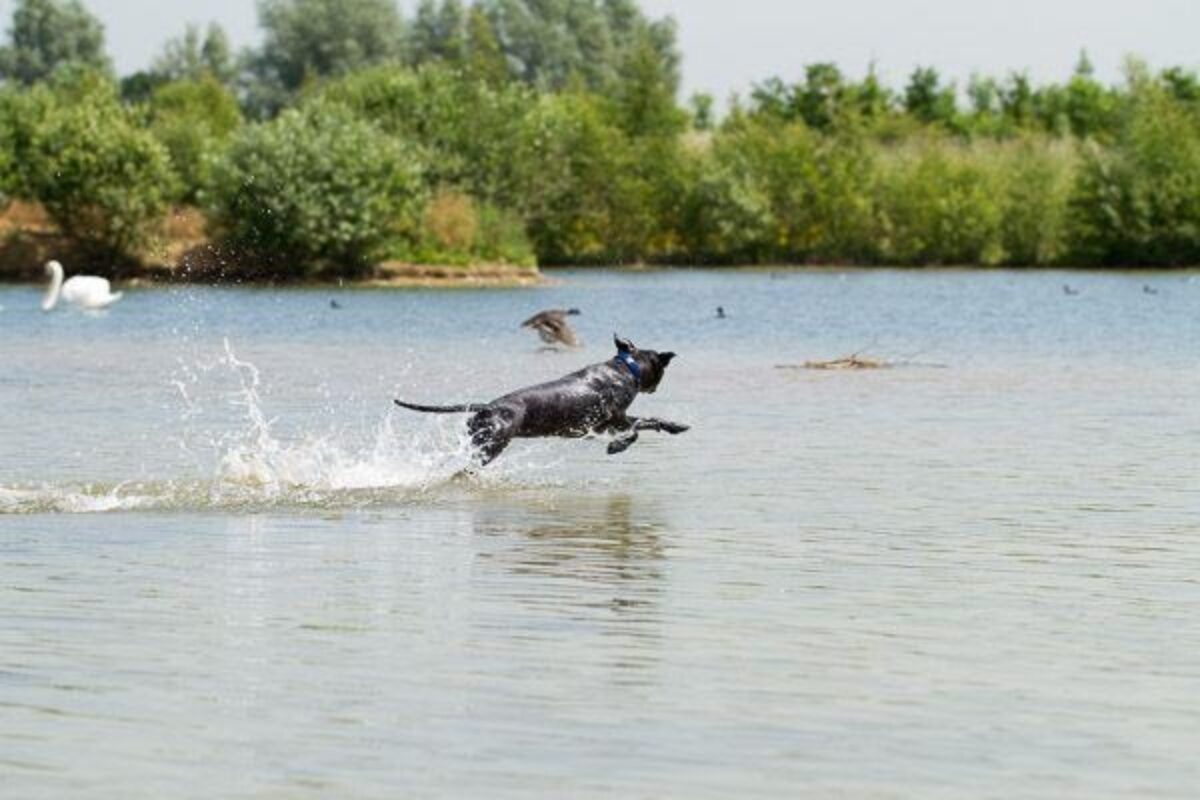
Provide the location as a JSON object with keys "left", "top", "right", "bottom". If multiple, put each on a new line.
{"left": 2, "top": 0, "right": 1200, "bottom": 275}
{"left": 2, "top": 69, "right": 173, "bottom": 261}
{"left": 210, "top": 102, "right": 424, "bottom": 277}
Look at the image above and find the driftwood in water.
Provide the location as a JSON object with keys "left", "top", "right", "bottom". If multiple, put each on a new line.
{"left": 801, "top": 355, "right": 890, "bottom": 370}
{"left": 775, "top": 353, "right": 891, "bottom": 370}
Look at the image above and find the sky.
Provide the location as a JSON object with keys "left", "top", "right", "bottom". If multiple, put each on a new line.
{"left": 1, "top": 0, "right": 1197, "bottom": 100}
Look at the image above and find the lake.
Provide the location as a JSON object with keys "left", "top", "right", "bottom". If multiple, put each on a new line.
{"left": 2, "top": 268, "right": 1199, "bottom": 798}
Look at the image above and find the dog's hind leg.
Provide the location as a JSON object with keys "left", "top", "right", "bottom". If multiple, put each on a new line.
{"left": 467, "top": 409, "right": 515, "bottom": 467}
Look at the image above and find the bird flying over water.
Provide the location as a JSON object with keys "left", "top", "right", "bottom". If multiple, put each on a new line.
{"left": 521, "top": 308, "right": 581, "bottom": 348}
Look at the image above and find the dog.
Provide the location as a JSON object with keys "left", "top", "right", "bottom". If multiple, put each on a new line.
{"left": 395, "top": 335, "right": 689, "bottom": 466}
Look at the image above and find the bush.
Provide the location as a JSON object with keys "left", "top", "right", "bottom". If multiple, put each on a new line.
{"left": 515, "top": 92, "right": 660, "bottom": 263}
{"left": 317, "top": 64, "right": 535, "bottom": 207}
{"left": 210, "top": 102, "right": 426, "bottom": 276}
{"left": 1068, "top": 89, "right": 1200, "bottom": 266}
{"left": 3, "top": 69, "right": 175, "bottom": 262}
{"left": 875, "top": 137, "right": 1006, "bottom": 265}
{"left": 996, "top": 137, "right": 1076, "bottom": 265}
{"left": 147, "top": 75, "right": 242, "bottom": 204}
{"left": 394, "top": 188, "right": 535, "bottom": 266}
{"left": 680, "top": 119, "right": 877, "bottom": 263}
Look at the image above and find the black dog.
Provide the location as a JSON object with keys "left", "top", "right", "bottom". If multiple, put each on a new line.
{"left": 394, "top": 336, "right": 689, "bottom": 466}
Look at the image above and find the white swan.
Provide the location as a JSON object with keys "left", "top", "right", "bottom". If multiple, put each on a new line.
{"left": 41, "top": 260, "right": 123, "bottom": 311}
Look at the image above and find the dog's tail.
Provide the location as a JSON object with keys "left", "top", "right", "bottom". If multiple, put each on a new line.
{"left": 394, "top": 399, "right": 486, "bottom": 414}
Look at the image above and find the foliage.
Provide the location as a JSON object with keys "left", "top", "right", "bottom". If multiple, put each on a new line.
{"left": 318, "top": 64, "right": 534, "bottom": 206}
{"left": 682, "top": 118, "right": 877, "bottom": 263}
{"left": 210, "top": 102, "right": 426, "bottom": 275}
{"left": 398, "top": 188, "right": 535, "bottom": 266}
{"left": 875, "top": 137, "right": 1006, "bottom": 265}
{"left": 0, "top": 0, "right": 110, "bottom": 85}
{"left": 147, "top": 76, "right": 242, "bottom": 204}
{"left": 4, "top": 0, "right": 1200, "bottom": 271}
{"left": 243, "top": 0, "right": 407, "bottom": 116}
{"left": 153, "top": 23, "right": 236, "bottom": 85}
{"left": 515, "top": 91, "right": 662, "bottom": 262}
{"left": 1, "top": 70, "right": 174, "bottom": 261}
{"left": 1068, "top": 87, "right": 1200, "bottom": 266}
{"left": 474, "top": 0, "right": 679, "bottom": 94}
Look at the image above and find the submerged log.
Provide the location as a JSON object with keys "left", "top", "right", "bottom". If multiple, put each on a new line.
{"left": 800, "top": 355, "right": 891, "bottom": 370}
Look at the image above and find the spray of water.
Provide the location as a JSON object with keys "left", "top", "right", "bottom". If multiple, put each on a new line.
{"left": 1, "top": 339, "right": 569, "bottom": 514}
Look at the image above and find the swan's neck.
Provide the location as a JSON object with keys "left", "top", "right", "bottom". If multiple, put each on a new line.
{"left": 42, "top": 262, "right": 64, "bottom": 311}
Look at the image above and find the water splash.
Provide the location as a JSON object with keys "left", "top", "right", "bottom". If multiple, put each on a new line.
{"left": 0, "top": 340, "right": 500, "bottom": 514}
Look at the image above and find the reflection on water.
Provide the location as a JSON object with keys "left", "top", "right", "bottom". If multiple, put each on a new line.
{"left": 475, "top": 494, "right": 667, "bottom": 684}
{"left": 2, "top": 269, "right": 1200, "bottom": 798}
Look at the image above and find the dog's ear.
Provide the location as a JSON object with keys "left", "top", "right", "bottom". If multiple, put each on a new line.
{"left": 659, "top": 352, "right": 676, "bottom": 366}
{"left": 614, "top": 334, "right": 636, "bottom": 354}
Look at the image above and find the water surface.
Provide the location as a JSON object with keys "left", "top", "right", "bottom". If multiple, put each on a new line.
{"left": 2, "top": 269, "right": 1199, "bottom": 797}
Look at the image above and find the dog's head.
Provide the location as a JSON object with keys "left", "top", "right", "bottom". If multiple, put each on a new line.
{"left": 614, "top": 335, "right": 676, "bottom": 393}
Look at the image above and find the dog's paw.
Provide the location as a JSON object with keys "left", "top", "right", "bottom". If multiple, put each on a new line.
{"left": 607, "top": 438, "right": 634, "bottom": 455}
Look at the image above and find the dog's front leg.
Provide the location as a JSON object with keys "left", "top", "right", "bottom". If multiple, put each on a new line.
{"left": 632, "top": 417, "right": 691, "bottom": 435}
{"left": 607, "top": 430, "right": 639, "bottom": 455}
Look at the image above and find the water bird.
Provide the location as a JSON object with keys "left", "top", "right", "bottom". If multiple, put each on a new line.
{"left": 521, "top": 308, "right": 581, "bottom": 348}
{"left": 1062, "top": 284, "right": 1080, "bottom": 296}
{"left": 41, "top": 260, "right": 123, "bottom": 311}
{"left": 330, "top": 299, "right": 342, "bottom": 309}
{"left": 716, "top": 306, "right": 727, "bottom": 319}
{"left": 1143, "top": 284, "right": 1158, "bottom": 295}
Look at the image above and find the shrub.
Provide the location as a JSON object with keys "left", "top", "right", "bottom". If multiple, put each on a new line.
{"left": 147, "top": 75, "right": 242, "bottom": 204}
{"left": 3, "top": 70, "right": 175, "bottom": 262}
{"left": 317, "top": 64, "right": 535, "bottom": 207}
{"left": 515, "top": 92, "right": 659, "bottom": 263}
{"left": 996, "top": 137, "right": 1077, "bottom": 265}
{"left": 1068, "top": 89, "right": 1200, "bottom": 266}
{"left": 394, "top": 188, "right": 535, "bottom": 266}
{"left": 210, "top": 102, "right": 426, "bottom": 276}
{"left": 680, "top": 119, "right": 877, "bottom": 263}
{"left": 875, "top": 137, "right": 1006, "bottom": 265}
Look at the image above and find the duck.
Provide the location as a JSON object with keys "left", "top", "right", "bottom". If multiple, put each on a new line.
{"left": 521, "top": 308, "right": 581, "bottom": 348}
{"left": 41, "top": 260, "right": 123, "bottom": 311}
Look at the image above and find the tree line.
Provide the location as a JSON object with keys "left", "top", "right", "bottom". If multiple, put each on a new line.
{"left": 2, "top": 0, "right": 1200, "bottom": 276}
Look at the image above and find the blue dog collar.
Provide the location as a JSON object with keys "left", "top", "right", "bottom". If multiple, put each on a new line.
{"left": 614, "top": 353, "right": 642, "bottom": 382}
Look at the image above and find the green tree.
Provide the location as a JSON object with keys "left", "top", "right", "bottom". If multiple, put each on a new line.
{"left": 153, "top": 22, "right": 236, "bottom": 84}
{"left": 1068, "top": 88, "right": 1200, "bottom": 265}
{"left": 3, "top": 70, "right": 174, "bottom": 261}
{"left": 904, "top": 67, "right": 957, "bottom": 126}
{"left": 611, "top": 27, "right": 686, "bottom": 137}
{"left": 148, "top": 76, "right": 242, "bottom": 204}
{"left": 244, "top": 0, "right": 406, "bottom": 115}
{"left": 319, "top": 64, "right": 534, "bottom": 206}
{"left": 464, "top": 6, "right": 507, "bottom": 84}
{"left": 0, "top": 0, "right": 110, "bottom": 85}
{"left": 211, "top": 102, "right": 426, "bottom": 275}
{"left": 478, "top": 0, "right": 679, "bottom": 95}
{"left": 409, "top": 0, "right": 468, "bottom": 65}
{"left": 689, "top": 92, "right": 714, "bottom": 131}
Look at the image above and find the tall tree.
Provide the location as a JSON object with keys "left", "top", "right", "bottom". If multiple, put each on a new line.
{"left": 245, "top": 0, "right": 405, "bottom": 114}
{"left": 478, "top": 0, "right": 679, "bottom": 95}
{"left": 0, "top": 0, "right": 110, "bottom": 85}
{"left": 465, "top": 6, "right": 507, "bottom": 84}
{"left": 904, "top": 66, "right": 956, "bottom": 125}
{"left": 409, "top": 0, "right": 468, "bottom": 64}
{"left": 153, "top": 23, "right": 236, "bottom": 84}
